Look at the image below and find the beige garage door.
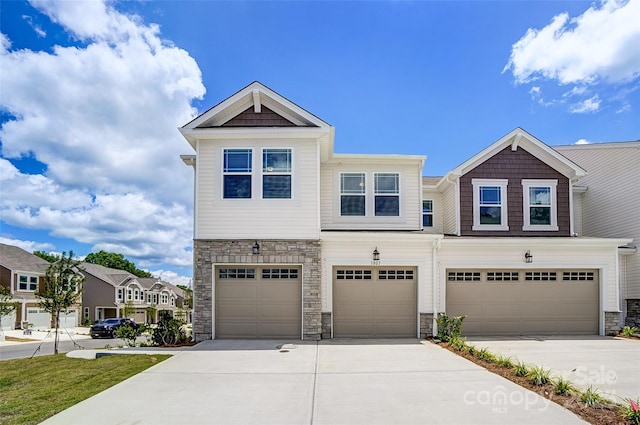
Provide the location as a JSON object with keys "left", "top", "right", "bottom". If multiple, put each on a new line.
{"left": 333, "top": 267, "right": 417, "bottom": 338}
{"left": 215, "top": 266, "right": 301, "bottom": 338}
{"left": 446, "top": 270, "right": 598, "bottom": 335}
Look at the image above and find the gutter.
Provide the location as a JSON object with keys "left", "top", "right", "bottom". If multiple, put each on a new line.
{"left": 432, "top": 238, "right": 442, "bottom": 337}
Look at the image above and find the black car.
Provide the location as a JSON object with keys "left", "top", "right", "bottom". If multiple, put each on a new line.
{"left": 90, "top": 318, "right": 138, "bottom": 339}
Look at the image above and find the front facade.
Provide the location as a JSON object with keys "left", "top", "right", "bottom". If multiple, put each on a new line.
{"left": 181, "top": 82, "right": 629, "bottom": 341}
{"left": 81, "top": 263, "right": 187, "bottom": 324}
{"left": 0, "top": 243, "right": 80, "bottom": 330}
{"left": 555, "top": 141, "right": 640, "bottom": 328}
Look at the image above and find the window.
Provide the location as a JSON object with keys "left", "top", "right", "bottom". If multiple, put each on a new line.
{"left": 472, "top": 179, "right": 508, "bottom": 231}
{"left": 134, "top": 289, "right": 140, "bottom": 301}
{"left": 336, "top": 269, "right": 372, "bottom": 280}
{"left": 487, "top": 272, "right": 519, "bottom": 281}
{"left": 223, "top": 148, "right": 252, "bottom": 198}
{"left": 448, "top": 271, "right": 481, "bottom": 281}
{"left": 147, "top": 293, "right": 152, "bottom": 303}
{"left": 422, "top": 200, "right": 433, "bottom": 227}
{"left": 127, "top": 288, "right": 133, "bottom": 301}
{"left": 525, "top": 271, "right": 557, "bottom": 281}
{"left": 171, "top": 297, "right": 175, "bottom": 307}
{"left": 262, "top": 268, "right": 299, "bottom": 279}
{"left": 563, "top": 271, "right": 594, "bottom": 281}
{"left": 262, "top": 149, "right": 292, "bottom": 199}
{"left": 161, "top": 293, "right": 169, "bottom": 304}
{"left": 18, "top": 275, "right": 38, "bottom": 291}
{"left": 117, "top": 288, "right": 123, "bottom": 301}
{"left": 340, "top": 173, "right": 366, "bottom": 216}
{"left": 378, "top": 269, "right": 414, "bottom": 280}
{"left": 153, "top": 293, "right": 158, "bottom": 304}
{"left": 84, "top": 307, "right": 90, "bottom": 319}
{"left": 218, "top": 268, "right": 256, "bottom": 279}
{"left": 522, "top": 180, "right": 558, "bottom": 231}
{"left": 374, "top": 173, "right": 399, "bottom": 216}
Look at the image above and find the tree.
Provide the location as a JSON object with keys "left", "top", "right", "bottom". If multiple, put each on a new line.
{"left": 36, "top": 251, "right": 85, "bottom": 354}
{"left": 0, "top": 286, "right": 17, "bottom": 339}
{"left": 33, "top": 251, "right": 61, "bottom": 263}
{"left": 122, "top": 300, "right": 135, "bottom": 319}
{"left": 177, "top": 284, "right": 193, "bottom": 309}
{"left": 85, "top": 250, "right": 152, "bottom": 278}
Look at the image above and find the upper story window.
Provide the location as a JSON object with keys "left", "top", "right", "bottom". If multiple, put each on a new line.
{"left": 472, "top": 179, "right": 509, "bottom": 231}
{"left": 374, "top": 173, "right": 399, "bottom": 216}
{"left": 161, "top": 293, "right": 169, "bottom": 304}
{"left": 262, "top": 149, "right": 292, "bottom": 199}
{"left": 18, "top": 274, "right": 38, "bottom": 291}
{"left": 134, "top": 289, "right": 140, "bottom": 301}
{"left": 147, "top": 292, "right": 152, "bottom": 303}
{"left": 422, "top": 200, "right": 433, "bottom": 227}
{"left": 127, "top": 288, "right": 133, "bottom": 301}
{"left": 340, "top": 173, "right": 366, "bottom": 216}
{"left": 522, "top": 179, "right": 558, "bottom": 231}
{"left": 223, "top": 148, "right": 252, "bottom": 199}
{"left": 117, "top": 288, "right": 123, "bottom": 301}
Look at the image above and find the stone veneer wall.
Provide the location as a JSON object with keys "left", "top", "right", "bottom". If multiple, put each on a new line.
{"left": 420, "top": 313, "right": 434, "bottom": 339}
{"left": 321, "top": 312, "right": 332, "bottom": 339}
{"left": 604, "top": 311, "right": 621, "bottom": 336}
{"left": 193, "top": 239, "right": 322, "bottom": 342}
{"left": 626, "top": 299, "right": 640, "bottom": 328}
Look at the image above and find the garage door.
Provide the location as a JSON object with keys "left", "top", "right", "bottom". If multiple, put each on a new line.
{"left": 59, "top": 310, "right": 78, "bottom": 328}
{"left": 27, "top": 308, "right": 51, "bottom": 329}
{"left": 1, "top": 310, "right": 16, "bottom": 330}
{"left": 446, "top": 270, "right": 598, "bottom": 335}
{"left": 333, "top": 267, "right": 417, "bottom": 338}
{"left": 215, "top": 266, "right": 301, "bottom": 338}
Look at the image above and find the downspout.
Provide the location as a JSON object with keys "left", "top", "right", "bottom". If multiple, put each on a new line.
{"left": 432, "top": 237, "right": 441, "bottom": 337}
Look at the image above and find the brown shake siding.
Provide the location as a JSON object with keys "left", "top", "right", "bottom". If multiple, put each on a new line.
{"left": 222, "top": 106, "right": 297, "bottom": 127}
{"left": 460, "top": 147, "right": 571, "bottom": 236}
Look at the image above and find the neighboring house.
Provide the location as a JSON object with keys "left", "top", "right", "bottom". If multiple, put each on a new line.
{"left": 554, "top": 141, "right": 640, "bottom": 328}
{"left": 180, "top": 82, "right": 630, "bottom": 342}
{"left": 81, "top": 262, "right": 187, "bottom": 324}
{"left": 0, "top": 243, "right": 80, "bottom": 330}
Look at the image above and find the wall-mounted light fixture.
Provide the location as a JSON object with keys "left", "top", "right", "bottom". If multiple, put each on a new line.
{"left": 252, "top": 241, "right": 260, "bottom": 255}
{"left": 372, "top": 247, "right": 380, "bottom": 265}
{"left": 524, "top": 250, "right": 533, "bottom": 263}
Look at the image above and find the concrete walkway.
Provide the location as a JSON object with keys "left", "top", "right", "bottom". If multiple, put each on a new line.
{"left": 466, "top": 336, "right": 640, "bottom": 401}
{"left": 42, "top": 339, "right": 587, "bottom": 425}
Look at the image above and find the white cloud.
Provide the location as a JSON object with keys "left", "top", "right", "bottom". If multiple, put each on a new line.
{"left": 0, "top": 0, "right": 204, "bottom": 270}
{"left": 505, "top": 0, "right": 640, "bottom": 85}
{"left": 504, "top": 0, "right": 640, "bottom": 112}
{"left": 22, "top": 15, "right": 47, "bottom": 37}
{"left": 151, "top": 270, "right": 192, "bottom": 288}
{"left": 569, "top": 96, "right": 601, "bottom": 113}
{"left": 574, "top": 138, "right": 591, "bottom": 145}
{"left": 0, "top": 237, "right": 55, "bottom": 253}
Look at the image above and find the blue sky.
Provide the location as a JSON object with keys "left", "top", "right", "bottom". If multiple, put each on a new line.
{"left": 1, "top": 0, "right": 639, "bottom": 285}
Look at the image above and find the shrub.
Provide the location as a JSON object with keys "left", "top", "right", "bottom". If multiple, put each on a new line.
{"left": 553, "top": 376, "right": 576, "bottom": 395}
{"left": 580, "top": 386, "right": 604, "bottom": 408}
{"left": 114, "top": 324, "right": 140, "bottom": 347}
{"left": 151, "top": 313, "right": 188, "bottom": 346}
{"left": 476, "top": 347, "right": 497, "bottom": 363}
{"left": 512, "top": 361, "right": 528, "bottom": 377}
{"left": 527, "top": 365, "right": 551, "bottom": 386}
{"left": 619, "top": 398, "right": 640, "bottom": 425}
{"left": 621, "top": 325, "right": 639, "bottom": 337}
{"left": 450, "top": 335, "right": 467, "bottom": 351}
{"left": 496, "top": 355, "right": 514, "bottom": 368}
{"left": 436, "top": 313, "right": 466, "bottom": 342}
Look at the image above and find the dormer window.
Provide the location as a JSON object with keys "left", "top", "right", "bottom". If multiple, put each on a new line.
{"left": 262, "top": 149, "right": 291, "bottom": 199}
{"left": 522, "top": 179, "right": 558, "bottom": 231}
{"left": 223, "top": 149, "right": 252, "bottom": 198}
{"left": 472, "top": 179, "right": 509, "bottom": 231}
{"left": 340, "top": 173, "right": 366, "bottom": 216}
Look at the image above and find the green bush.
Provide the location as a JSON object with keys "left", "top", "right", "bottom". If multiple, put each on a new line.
{"left": 114, "top": 323, "right": 140, "bottom": 347}
{"left": 151, "top": 313, "right": 188, "bottom": 346}
{"left": 512, "top": 361, "right": 528, "bottom": 377}
{"left": 436, "top": 313, "right": 466, "bottom": 342}
{"left": 496, "top": 355, "right": 514, "bottom": 368}
{"left": 476, "top": 347, "right": 497, "bottom": 363}
{"left": 580, "top": 386, "right": 604, "bottom": 407}
{"left": 527, "top": 365, "right": 551, "bottom": 386}
{"left": 619, "top": 397, "right": 640, "bottom": 425}
{"left": 553, "top": 376, "right": 576, "bottom": 395}
{"left": 621, "top": 325, "right": 639, "bottom": 337}
{"left": 450, "top": 335, "right": 468, "bottom": 351}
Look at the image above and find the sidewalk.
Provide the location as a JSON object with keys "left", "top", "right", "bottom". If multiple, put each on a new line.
{"left": 0, "top": 327, "right": 91, "bottom": 346}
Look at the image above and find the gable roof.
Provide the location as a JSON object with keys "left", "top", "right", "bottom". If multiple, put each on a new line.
{"left": 448, "top": 128, "right": 587, "bottom": 181}
{"left": 81, "top": 262, "right": 134, "bottom": 286}
{"left": 0, "top": 243, "right": 51, "bottom": 274}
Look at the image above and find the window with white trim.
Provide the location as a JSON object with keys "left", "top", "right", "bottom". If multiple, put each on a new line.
{"left": 223, "top": 148, "right": 252, "bottom": 199}
{"left": 117, "top": 288, "right": 123, "bottom": 301}
{"left": 134, "top": 289, "right": 140, "bottom": 301}
{"left": 127, "top": 288, "right": 133, "bottom": 301}
{"left": 18, "top": 274, "right": 38, "bottom": 291}
{"left": 472, "top": 179, "right": 509, "bottom": 231}
{"left": 147, "top": 293, "right": 152, "bottom": 303}
{"left": 522, "top": 179, "right": 558, "bottom": 231}
{"left": 262, "top": 148, "right": 292, "bottom": 199}
{"left": 374, "top": 173, "right": 400, "bottom": 216}
{"left": 161, "top": 293, "right": 169, "bottom": 304}
{"left": 422, "top": 200, "right": 433, "bottom": 227}
{"left": 340, "top": 173, "right": 366, "bottom": 216}
{"left": 84, "top": 307, "right": 90, "bottom": 319}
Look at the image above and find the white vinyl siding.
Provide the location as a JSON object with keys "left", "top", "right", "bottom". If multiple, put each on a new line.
{"left": 422, "top": 190, "right": 444, "bottom": 234}
{"left": 573, "top": 191, "right": 584, "bottom": 236}
{"left": 320, "top": 161, "right": 422, "bottom": 230}
{"left": 556, "top": 143, "right": 640, "bottom": 298}
{"left": 442, "top": 183, "right": 457, "bottom": 235}
{"left": 195, "top": 139, "right": 320, "bottom": 239}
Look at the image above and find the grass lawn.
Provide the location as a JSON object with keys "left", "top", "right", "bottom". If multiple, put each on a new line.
{"left": 0, "top": 353, "right": 170, "bottom": 425}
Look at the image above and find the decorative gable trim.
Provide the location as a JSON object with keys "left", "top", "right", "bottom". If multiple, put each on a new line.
{"left": 449, "top": 128, "right": 587, "bottom": 181}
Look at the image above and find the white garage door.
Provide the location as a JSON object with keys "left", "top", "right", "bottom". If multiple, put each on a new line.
{"left": 59, "top": 310, "right": 78, "bottom": 328}
{"left": 333, "top": 267, "right": 417, "bottom": 338}
{"left": 27, "top": 308, "right": 52, "bottom": 329}
{"left": 446, "top": 270, "right": 598, "bottom": 335}
{"left": 215, "top": 266, "right": 301, "bottom": 339}
{"left": 1, "top": 310, "right": 16, "bottom": 330}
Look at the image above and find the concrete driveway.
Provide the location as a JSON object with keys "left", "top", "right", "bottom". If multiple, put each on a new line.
{"left": 466, "top": 336, "right": 640, "bottom": 401}
{"left": 43, "top": 339, "right": 587, "bottom": 425}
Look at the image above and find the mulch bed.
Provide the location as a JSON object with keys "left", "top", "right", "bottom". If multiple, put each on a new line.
{"left": 4, "top": 336, "right": 39, "bottom": 343}
{"left": 434, "top": 340, "right": 628, "bottom": 425}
